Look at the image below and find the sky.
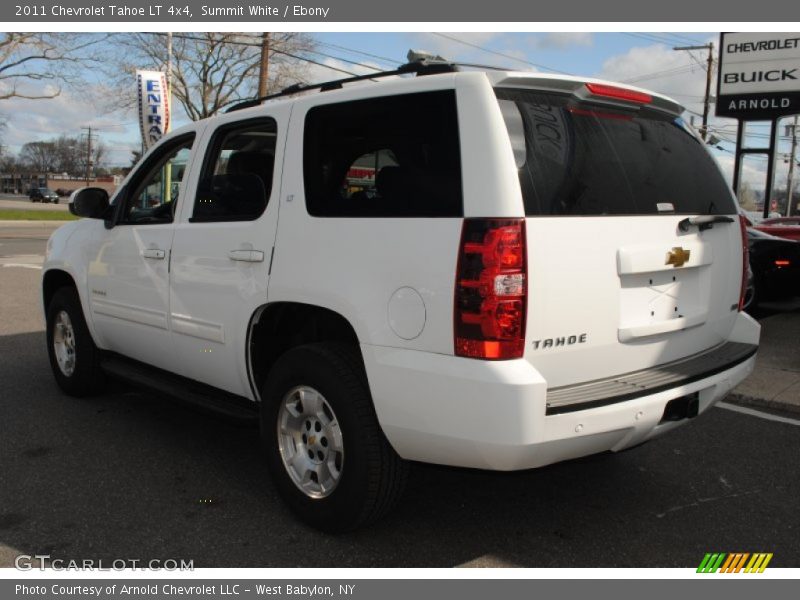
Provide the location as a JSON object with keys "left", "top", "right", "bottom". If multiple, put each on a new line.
{"left": 1, "top": 31, "right": 797, "bottom": 194}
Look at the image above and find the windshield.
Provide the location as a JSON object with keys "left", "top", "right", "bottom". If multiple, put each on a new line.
{"left": 495, "top": 88, "right": 737, "bottom": 217}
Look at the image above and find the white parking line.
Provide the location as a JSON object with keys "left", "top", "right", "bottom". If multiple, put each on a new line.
{"left": 1, "top": 263, "right": 42, "bottom": 270}
{"left": 0, "top": 253, "right": 44, "bottom": 270}
{"left": 717, "top": 401, "right": 800, "bottom": 427}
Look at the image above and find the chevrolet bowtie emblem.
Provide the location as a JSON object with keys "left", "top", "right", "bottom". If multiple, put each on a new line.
{"left": 666, "top": 247, "right": 691, "bottom": 267}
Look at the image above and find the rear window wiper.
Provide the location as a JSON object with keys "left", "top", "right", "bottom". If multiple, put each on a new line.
{"left": 678, "top": 215, "right": 735, "bottom": 232}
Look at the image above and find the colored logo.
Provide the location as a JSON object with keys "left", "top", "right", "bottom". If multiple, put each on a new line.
{"left": 697, "top": 553, "right": 773, "bottom": 573}
{"left": 666, "top": 246, "right": 691, "bottom": 268}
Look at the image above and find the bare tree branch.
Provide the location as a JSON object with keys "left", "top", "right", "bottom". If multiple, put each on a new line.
{"left": 0, "top": 33, "right": 110, "bottom": 102}
{"left": 107, "top": 32, "right": 316, "bottom": 120}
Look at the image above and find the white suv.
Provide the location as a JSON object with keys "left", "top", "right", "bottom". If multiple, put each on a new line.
{"left": 42, "top": 58, "right": 760, "bottom": 531}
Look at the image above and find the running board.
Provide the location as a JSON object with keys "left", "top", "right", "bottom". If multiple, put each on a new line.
{"left": 100, "top": 354, "right": 258, "bottom": 423}
{"left": 546, "top": 342, "right": 758, "bottom": 415}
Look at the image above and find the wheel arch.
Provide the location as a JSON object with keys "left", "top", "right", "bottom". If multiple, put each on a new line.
{"left": 42, "top": 268, "right": 79, "bottom": 313}
{"left": 42, "top": 267, "right": 102, "bottom": 348}
{"left": 246, "top": 301, "right": 363, "bottom": 402}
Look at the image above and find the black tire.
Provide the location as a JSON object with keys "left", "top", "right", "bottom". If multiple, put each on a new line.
{"left": 46, "top": 286, "right": 105, "bottom": 396}
{"left": 261, "top": 343, "right": 408, "bottom": 532}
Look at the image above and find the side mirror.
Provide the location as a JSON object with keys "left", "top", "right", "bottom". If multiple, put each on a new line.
{"left": 69, "top": 187, "right": 110, "bottom": 219}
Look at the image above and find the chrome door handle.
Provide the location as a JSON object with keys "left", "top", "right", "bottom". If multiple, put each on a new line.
{"left": 142, "top": 248, "right": 166, "bottom": 260}
{"left": 228, "top": 249, "right": 265, "bottom": 263}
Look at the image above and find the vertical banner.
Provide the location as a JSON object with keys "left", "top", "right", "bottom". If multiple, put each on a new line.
{"left": 136, "top": 70, "right": 170, "bottom": 150}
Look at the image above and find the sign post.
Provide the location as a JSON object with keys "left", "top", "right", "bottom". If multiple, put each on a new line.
{"left": 717, "top": 32, "right": 800, "bottom": 218}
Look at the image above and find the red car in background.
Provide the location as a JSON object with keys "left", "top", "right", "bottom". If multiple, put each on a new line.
{"left": 753, "top": 217, "right": 800, "bottom": 241}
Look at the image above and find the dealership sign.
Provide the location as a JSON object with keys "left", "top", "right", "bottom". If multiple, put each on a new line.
{"left": 716, "top": 32, "right": 800, "bottom": 120}
{"left": 136, "top": 70, "right": 170, "bottom": 150}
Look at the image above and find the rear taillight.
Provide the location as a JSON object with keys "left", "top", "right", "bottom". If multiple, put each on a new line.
{"left": 738, "top": 215, "right": 749, "bottom": 312}
{"left": 455, "top": 218, "right": 526, "bottom": 359}
{"left": 775, "top": 259, "right": 791, "bottom": 267}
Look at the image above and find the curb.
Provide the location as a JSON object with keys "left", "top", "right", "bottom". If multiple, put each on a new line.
{"left": 723, "top": 392, "right": 800, "bottom": 417}
{"left": 0, "top": 220, "right": 71, "bottom": 227}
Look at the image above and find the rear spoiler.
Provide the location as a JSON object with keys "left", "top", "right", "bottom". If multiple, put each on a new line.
{"left": 489, "top": 73, "right": 684, "bottom": 116}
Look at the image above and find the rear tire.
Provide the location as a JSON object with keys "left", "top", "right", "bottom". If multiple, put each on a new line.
{"left": 261, "top": 343, "right": 408, "bottom": 532}
{"left": 46, "top": 286, "right": 105, "bottom": 396}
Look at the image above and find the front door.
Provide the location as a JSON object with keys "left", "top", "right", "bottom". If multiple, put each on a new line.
{"left": 87, "top": 134, "right": 197, "bottom": 368}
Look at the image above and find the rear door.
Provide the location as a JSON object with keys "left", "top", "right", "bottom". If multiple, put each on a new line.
{"left": 495, "top": 87, "right": 743, "bottom": 388}
{"left": 168, "top": 108, "right": 289, "bottom": 398}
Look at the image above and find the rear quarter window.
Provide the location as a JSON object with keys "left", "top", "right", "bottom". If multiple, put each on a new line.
{"left": 303, "top": 90, "right": 463, "bottom": 218}
{"left": 495, "top": 88, "right": 737, "bottom": 217}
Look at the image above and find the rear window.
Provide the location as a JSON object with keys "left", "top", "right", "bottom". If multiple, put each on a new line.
{"left": 495, "top": 88, "right": 737, "bottom": 216}
{"left": 303, "top": 90, "right": 462, "bottom": 217}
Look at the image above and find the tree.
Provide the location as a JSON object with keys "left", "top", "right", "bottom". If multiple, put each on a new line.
{"left": 19, "top": 140, "right": 58, "bottom": 172}
{"left": 116, "top": 33, "right": 316, "bottom": 120}
{"left": 52, "top": 134, "right": 81, "bottom": 174}
{"left": 0, "top": 150, "right": 21, "bottom": 174}
{"left": 0, "top": 33, "right": 107, "bottom": 101}
{"left": 18, "top": 134, "right": 106, "bottom": 176}
{"left": 89, "top": 140, "right": 108, "bottom": 175}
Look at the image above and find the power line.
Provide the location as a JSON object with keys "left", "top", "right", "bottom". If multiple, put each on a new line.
{"left": 661, "top": 32, "right": 708, "bottom": 45}
{"left": 149, "top": 32, "right": 361, "bottom": 77}
{"left": 311, "top": 41, "right": 399, "bottom": 68}
{"left": 296, "top": 47, "right": 382, "bottom": 71}
{"left": 621, "top": 64, "right": 699, "bottom": 84}
{"left": 233, "top": 32, "right": 400, "bottom": 68}
{"left": 430, "top": 32, "right": 570, "bottom": 74}
{"left": 622, "top": 32, "right": 679, "bottom": 46}
{"left": 622, "top": 32, "right": 710, "bottom": 48}
{"left": 188, "top": 32, "right": 387, "bottom": 72}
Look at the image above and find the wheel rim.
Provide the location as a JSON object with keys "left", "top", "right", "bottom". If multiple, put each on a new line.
{"left": 277, "top": 385, "right": 344, "bottom": 499}
{"left": 53, "top": 310, "right": 77, "bottom": 377}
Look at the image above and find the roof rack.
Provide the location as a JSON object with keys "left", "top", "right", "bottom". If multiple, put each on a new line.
{"left": 225, "top": 50, "right": 511, "bottom": 113}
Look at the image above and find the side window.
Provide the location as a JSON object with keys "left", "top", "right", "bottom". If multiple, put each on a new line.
{"left": 303, "top": 90, "right": 463, "bottom": 217}
{"left": 342, "top": 149, "right": 398, "bottom": 201}
{"left": 192, "top": 119, "right": 277, "bottom": 222}
{"left": 123, "top": 137, "right": 194, "bottom": 225}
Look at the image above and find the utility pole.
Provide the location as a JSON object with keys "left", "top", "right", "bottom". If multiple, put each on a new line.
{"left": 257, "top": 32, "right": 270, "bottom": 98}
{"left": 674, "top": 43, "right": 714, "bottom": 141}
{"left": 166, "top": 31, "right": 172, "bottom": 133}
{"left": 81, "top": 126, "right": 93, "bottom": 186}
{"left": 786, "top": 115, "right": 798, "bottom": 217}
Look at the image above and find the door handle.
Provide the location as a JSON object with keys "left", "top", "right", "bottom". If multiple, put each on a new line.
{"left": 228, "top": 249, "right": 265, "bottom": 263}
{"left": 142, "top": 248, "right": 166, "bottom": 260}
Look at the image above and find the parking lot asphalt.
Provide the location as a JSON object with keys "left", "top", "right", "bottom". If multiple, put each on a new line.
{"left": 1, "top": 224, "right": 799, "bottom": 568}
{"left": 728, "top": 309, "right": 800, "bottom": 414}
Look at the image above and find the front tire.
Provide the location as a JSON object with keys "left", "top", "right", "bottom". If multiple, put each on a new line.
{"left": 261, "top": 343, "right": 408, "bottom": 532}
{"left": 46, "top": 287, "right": 105, "bottom": 396}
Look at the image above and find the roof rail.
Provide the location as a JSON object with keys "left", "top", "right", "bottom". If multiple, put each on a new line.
{"left": 225, "top": 53, "right": 459, "bottom": 113}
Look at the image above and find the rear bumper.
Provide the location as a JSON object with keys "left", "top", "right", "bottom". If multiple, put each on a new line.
{"left": 363, "top": 312, "right": 760, "bottom": 471}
